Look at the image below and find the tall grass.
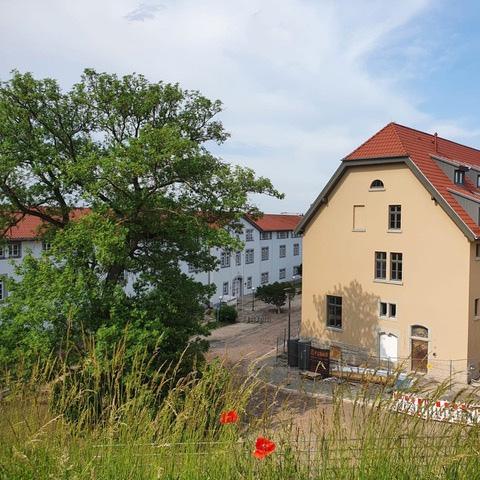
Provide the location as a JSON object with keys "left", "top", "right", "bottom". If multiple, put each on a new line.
{"left": 2, "top": 344, "right": 480, "bottom": 479}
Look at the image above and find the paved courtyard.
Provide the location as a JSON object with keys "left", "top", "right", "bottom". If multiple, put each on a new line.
{"left": 206, "top": 293, "right": 301, "bottom": 363}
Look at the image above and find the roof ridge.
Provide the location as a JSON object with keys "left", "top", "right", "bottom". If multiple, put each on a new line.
{"left": 390, "top": 123, "right": 409, "bottom": 155}
{"left": 259, "top": 213, "right": 302, "bottom": 216}
{"left": 343, "top": 122, "right": 408, "bottom": 160}
{"left": 392, "top": 122, "right": 480, "bottom": 154}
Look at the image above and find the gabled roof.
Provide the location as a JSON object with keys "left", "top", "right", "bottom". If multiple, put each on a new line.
{"left": 4, "top": 209, "right": 304, "bottom": 240}
{"left": 298, "top": 122, "right": 480, "bottom": 239}
{"left": 4, "top": 208, "right": 91, "bottom": 240}
{"left": 245, "top": 213, "right": 303, "bottom": 232}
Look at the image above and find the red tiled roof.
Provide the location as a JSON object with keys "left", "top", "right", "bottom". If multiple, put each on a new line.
{"left": 344, "top": 122, "right": 480, "bottom": 238}
{"left": 4, "top": 208, "right": 91, "bottom": 240}
{"left": 247, "top": 214, "right": 303, "bottom": 232}
{"left": 5, "top": 209, "right": 303, "bottom": 240}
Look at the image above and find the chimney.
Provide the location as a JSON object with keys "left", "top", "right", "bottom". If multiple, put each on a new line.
{"left": 434, "top": 132, "right": 438, "bottom": 153}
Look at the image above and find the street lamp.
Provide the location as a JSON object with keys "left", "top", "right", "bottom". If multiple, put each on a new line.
{"left": 284, "top": 281, "right": 296, "bottom": 344}
{"left": 287, "top": 289, "right": 292, "bottom": 343}
{"left": 217, "top": 295, "right": 224, "bottom": 323}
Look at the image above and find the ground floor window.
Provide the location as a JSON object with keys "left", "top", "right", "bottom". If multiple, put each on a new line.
{"left": 261, "top": 272, "right": 269, "bottom": 285}
{"left": 379, "top": 301, "right": 397, "bottom": 318}
{"left": 326, "top": 295, "right": 342, "bottom": 329}
{"left": 222, "top": 282, "right": 229, "bottom": 295}
{"left": 246, "top": 277, "right": 252, "bottom": 289}
{"left": 279, "top": 268, "right": 286, "bottom": 279}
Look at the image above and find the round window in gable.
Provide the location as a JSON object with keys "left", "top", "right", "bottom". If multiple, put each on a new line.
{"left": 370, "top": 179, "right": 384, "bottom": 190}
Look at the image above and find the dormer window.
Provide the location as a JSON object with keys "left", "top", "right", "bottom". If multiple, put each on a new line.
{"left": 454, "top": 170, "right": 465, "bottom": 185}
{"left": 370, "top": 179, "right": 384, "bottom": 190}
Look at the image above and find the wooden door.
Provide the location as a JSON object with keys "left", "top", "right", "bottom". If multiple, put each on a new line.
{"left": 232, "top": 278, "right": 242, "bottom": 298}
{"left": 411, "top": 339, "right": 428, "bottom": 373}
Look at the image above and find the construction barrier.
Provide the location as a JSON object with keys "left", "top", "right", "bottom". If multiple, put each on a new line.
{"left": 391, "top": 392, "right": 480, "bottom": 425}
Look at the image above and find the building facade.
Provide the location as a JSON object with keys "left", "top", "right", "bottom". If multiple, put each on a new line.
{"left": 0, "top": 212, "right": 303, "bottom": 307}
{"left": 297, "top": 123, "right": 480, "bottom": 383}
{"left": 180, "top": 214, "right": 303, "bottom": 305}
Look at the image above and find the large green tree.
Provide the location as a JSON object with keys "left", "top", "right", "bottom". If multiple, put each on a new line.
{"left": 0, "top": 69, "right": 281, "bottom": 373}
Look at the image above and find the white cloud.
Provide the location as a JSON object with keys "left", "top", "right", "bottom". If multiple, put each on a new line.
{"left": 0, "top": 0, "right": 474, "bottom": 212}
{"left": 125, "top": 2, "right": 164, "bottom": 22}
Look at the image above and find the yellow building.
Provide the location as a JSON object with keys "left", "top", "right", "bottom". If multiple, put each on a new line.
{"left": 296, "top": 123, "right": 480, "bottom": 383}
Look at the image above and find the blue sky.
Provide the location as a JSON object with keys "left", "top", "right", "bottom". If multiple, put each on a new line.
{"left": 1, "top": 0, "right": 480, "bottom": 213}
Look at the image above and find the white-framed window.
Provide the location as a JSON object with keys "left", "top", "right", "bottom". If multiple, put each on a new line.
{"left": 476, "top": 243, "right": 480, "bottom": 259}
{"left": 261, "top": 272, "right": 269, "bottom": 285}
{"left": 246, "top": 229, "right": 254, "bottom": 242}
{"left": 279, "top": 268, "right": 286, "bottom": 279}
{"left": 326, "top": 295, "right": 342, "bottom": 329}
{"left": 246, "top": 276, "right": 252, "bottom": 289}
{"left": 388, "top": 205, "right": 401, "bottom": 230}
{"left": 375, "top": 251, "right": 387, "bottom": 280}
{"left": 8, "top": 242, "right": 21, "bottom": 258}
{"left": 235, "top": 252, "right": 241, "bottom": 266}
{"left": 0, "top": 280, "right": 4, "bottom": 301}
{"left": 379, "top": 302, "right": 397, "bottom": 318}
{"left": 0, "top": 246, "right": 5, "bottom": 259}
{"left": 293, "top": 243, "right": 300, "bottom": 256}
{"left": 370, "top": 179, "right": 384, "bottom": 190}
{"left": 277, "top": 231, "right": 288, "bottom": 239}
{"left": 222, "top": 282, "right": 229, "bottom": 295}
{"left": 261, "top": 247, "right": 269, "bottom": 261}
{"left": 390, "top": 253, "right": 403, "bottom": 281}
{"left": 260, "top": 232, "right": 272, "bottom": 240}
{"left": 42, "top": 241, "right": 52, "bottom": 252}
{"left": 220, "top": 251, "right": 231, "bottom": 268}
{"left": 454, "top": 169, "right": 465, "bottom": 185}
{"left": 291, "top": 232, "right": 302, "bottom": 238}
{"left": 188, "top": 264, "right": 201, "bottom": 273}
{"left": 279, "top": 245, "right": 286, "bottom": 258}
{"left": 245, "top": 249, "right": 254, "bottom": 264}
{"left": 293, "top": 265, "right": 301, "bottom": 276}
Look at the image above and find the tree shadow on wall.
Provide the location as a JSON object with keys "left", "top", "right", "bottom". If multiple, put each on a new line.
{"left": 310, "top": 280, "right": 380, "bottom": 355}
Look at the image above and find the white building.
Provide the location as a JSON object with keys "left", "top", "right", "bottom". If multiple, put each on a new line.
{"left": 0, "top": 212, "right": 303, "bottom": 305}
{"left": 180, "top": 214, "right": 303, "bottom": 305}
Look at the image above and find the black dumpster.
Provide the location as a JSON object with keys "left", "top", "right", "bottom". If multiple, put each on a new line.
{"left": 287, "top": 339, "right": 299, "bottom": 367}
{"left": 298, "top": 341, "right": 311, "bottom": 370}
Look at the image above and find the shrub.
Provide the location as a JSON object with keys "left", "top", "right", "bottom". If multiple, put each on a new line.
{"left": 216, "top": 304, "right": 238, "bottom": 324}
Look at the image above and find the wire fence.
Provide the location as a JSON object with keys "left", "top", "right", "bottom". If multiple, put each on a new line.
{"left": 274, "top": 336, "right": 479, "bottom": 388}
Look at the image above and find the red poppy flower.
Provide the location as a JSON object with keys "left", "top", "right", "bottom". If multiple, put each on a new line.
{"left": 253, "top": 436, "right": 276, "bottom": 459}
{"left": 219, "top": 410, "right": 239, "bottom": 424}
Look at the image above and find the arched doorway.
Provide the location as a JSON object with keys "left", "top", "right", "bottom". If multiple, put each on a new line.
{"left": 232, "top": 276, "right": 243, "bottom": 298}
{"left": 411, "top": 325, "right": 428, "bottom": 373}
{"left": 379, "top": 332, "right": 398, "bottom": 363}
